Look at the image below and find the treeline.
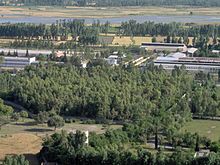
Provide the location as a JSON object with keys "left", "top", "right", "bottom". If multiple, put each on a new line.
{"left": 9, "top": 39, "right": 54, "bottom": 49}
{"left": 0, "top": 20, "right": 111, "bottom": 45}
{"left": 0, "top": 65, "right": 219, "bottom": 120}
{"left": 0, "top": 20, "right": 85, "bottom": 39}
{"left": 1, "top": 21, "right": 220, "bottom": 41}
{"left": 0, "top": 20, "right": 99, "bottom": 45}
{"left": 120, "top": 20, "right": 220, "bottom": 37}
{"left": 2, "top": 0, "right": 220, "bottom": 7}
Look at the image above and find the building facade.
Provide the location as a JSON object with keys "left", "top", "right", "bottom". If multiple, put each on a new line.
{"left": 0, "top": 56, "right": 36, "bottom": 69}
{"left": 141, "top": 42, "right": 188, "bottom": 52}
{"left": 154, "top": 53, "right": 220, "bottom": 73}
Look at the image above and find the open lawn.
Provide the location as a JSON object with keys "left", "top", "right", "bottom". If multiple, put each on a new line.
{"left": 0, "top": 118, "right": 122, "bottom": 162}
{"left": 0, "top": 6, "right": 220, "bottom": 19}
{"left": 183, "top": 120, "right": 220, "bottom": 141}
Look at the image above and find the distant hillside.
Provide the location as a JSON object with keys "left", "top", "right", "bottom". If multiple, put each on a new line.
{"left": 1, "top": 0, "right": 220, "bottom": 7}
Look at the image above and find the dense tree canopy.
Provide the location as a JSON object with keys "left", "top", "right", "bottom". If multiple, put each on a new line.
{"left": 0, "top": 64, "right": 219, "bottom": 121}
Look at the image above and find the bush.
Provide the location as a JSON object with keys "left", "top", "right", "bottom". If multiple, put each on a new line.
{"left": 65, "top": 118, "right": 72, "bottom": 123}
{"left": 210, "top": 142, "right": 220, "bottom": 152}
{"left": 82, "top": 119, "right": 96, "bottom": 124}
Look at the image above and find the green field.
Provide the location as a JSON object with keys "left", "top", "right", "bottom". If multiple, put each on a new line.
{"left": 183, "top": 120, "right": 220, "bottom": 141}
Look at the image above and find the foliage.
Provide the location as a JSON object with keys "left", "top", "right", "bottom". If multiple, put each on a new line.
{"left": 0, "top": 99, "right": 13, "bottom": 116}
{"left": 20, "top": 110, "right": 29, "bottom": 118}
{"left": 2, "top": 155, "right": 29, "bottom": 165}
{"left": 47, "top": 115, "right": 65, "bottom": 130}
{"left": 40, "top": 130, "right": 220, "bottom": 165}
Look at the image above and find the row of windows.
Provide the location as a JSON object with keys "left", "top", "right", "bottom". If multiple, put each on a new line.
{"left": 157, "top": 64, "right": 220, "bottom": 71}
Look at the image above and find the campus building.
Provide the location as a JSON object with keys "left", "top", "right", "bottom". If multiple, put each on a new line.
{"left": 141, "top": 42, "right": 188, "bottom": 52}
{"left": 0, "top": 48, "right": 52, "bottom": 56}
{"left": 0, "top": 56, "right": 36, "bottom": 69}
{"left": 154, "top": 52, "right": 220, "bottom": 73}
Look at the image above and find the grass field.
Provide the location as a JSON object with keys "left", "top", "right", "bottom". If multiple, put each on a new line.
{"left": 0, "top": 118, "right": 121, "bottom": 162}
{"left": 0, "top": 6, "right": 220, "bottom": 19}
{"left": 183, "top": 120, "right": 220, "bottom": 141}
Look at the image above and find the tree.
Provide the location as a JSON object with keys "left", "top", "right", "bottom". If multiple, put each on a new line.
{"left": 11, "top": 113, "right": 20, "bottom": 123}
{"left": 47, "top": 115, "right": 65, "bottom": 130}
{"left": 69, "top": 130, "right": 87, "bottom": 149}
{"left": 35, "top": 111, "right": 49, "bottom": 124}
{"left": 0, "top": 116, "right": 10, "bottom": 130}
{"left": 152, "top": 36, "right": 157, "bottom": 42}
{"left": 0, "top": 56, "right": 4, "bottom": 64}
{"left": 25, "top": 49, "right": 29, "bottom": 57}
{"left": 20, "top": 110, "right": 28, "bottom": 118}
{"left": 0, "top": 99, "right": 14, "bottom": 117}
{"left": 3, "top": 155, "right": 29, "bottom": 165}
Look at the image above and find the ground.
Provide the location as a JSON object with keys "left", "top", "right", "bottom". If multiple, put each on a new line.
{"left": 183, "top": 119, "right": 220, "bottom": 141}
{"left": 0, "top": 118, "right": 121, "bottom": 163}
{"left": 0, "top": 118, "right": 220, "bottom": 164}
{"left": 0, "top": 133, "right": 41, "bottom": 161}
{"left": 0, "top": 6, "right": 220, "bottom": 19}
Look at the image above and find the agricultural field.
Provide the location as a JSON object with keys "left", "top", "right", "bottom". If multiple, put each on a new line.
{"left": 183, "top": 119, "right": 220, "bottom": 141}
{"left": 0, "top": 6, "right": 220, "bottom": 19}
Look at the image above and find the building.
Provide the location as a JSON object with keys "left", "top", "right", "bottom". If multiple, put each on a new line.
{"left": 141, "top": 42, "right": 188, "bottom": 52}
{"left": 154, "top": 52, "right": 220, "bottom": 73}
{"left": 187, "top": 47, "right": 198, "bottom": 57}
{"left": 105, "top": 55, "right": 119, "bottom": 65}
{"left": 0, "top": 56, "right": 36, "bottom": 69}
{"left": 194, "top": 150, "right": 210, "bottom": 158}
{"left": 0, "top": 48, "right": 52, "bottom": 56}
{"left": 212, "top": 50, "right": 220, "bottom": 54}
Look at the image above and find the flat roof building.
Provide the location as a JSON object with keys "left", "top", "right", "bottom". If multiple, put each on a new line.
{"left": 105, "top": 55, "right": 119, "bottom": 66}
{"left": 141, "top": 42, "right": 188, "bottom": 52}
{"left": 0, "top": 56, "right": 36, "bottom": 70}
{"left": 154, "top": 52, "right": 220, "bottom": 73}
{"left": 0, "top": 48, "right": 52, "bottom": 56}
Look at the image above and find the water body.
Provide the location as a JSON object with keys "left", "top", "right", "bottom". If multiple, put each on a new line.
{"left": 0, "top": 15, "right": 220, "bottom": 24}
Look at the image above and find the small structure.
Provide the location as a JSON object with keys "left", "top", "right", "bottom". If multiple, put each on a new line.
{"left": 55, "top": 51, "right": 65, "bottom": 58}
{"left": 0, "top": 56, "right": 36, "bottom": 70}
{"left": 66, "top": 130, "right": 89, "bottom": 145}
{"left": 141, "top": 42, "right": 188, "bottom": 52}
{"left": 212, "top": 50, "right": 220, "bottom": 54}
{"left": 81, "top": 60, "right": 89, "bottom": 68}
{"left": 105, "top": 51, "right": 126, "bottom": 66}
{"left": 194, "top": 150, "right": 210, "bottom": 158}
{"left": 187, "top": 47, "right": 198, "bottom": 57}
{"left": 105, "top": 55, "right": 119, "bottom": 66}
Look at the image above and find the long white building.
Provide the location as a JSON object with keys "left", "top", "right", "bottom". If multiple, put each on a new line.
{"left": 141, "top": 42, "right": 188, "bottom": 52}
{"left": 0, "top": 48, "right": 52, "bottom": 56}
{"left": 154, "top": 53, "right": 220, "bottom": 73}
{"left": 0, "top": 56, "right": 36, "bottom": 69}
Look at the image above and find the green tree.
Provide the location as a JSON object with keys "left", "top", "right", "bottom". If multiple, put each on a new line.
{"left": 47, "top": 115, "right": 65, "bottom": 130}
{"left": 3, "top": 155, "right": 29, "bottom": 165}
{"left": 20, "top": 110, "right": 29, "bottom": 118}
{"left": 35, "top": 111, "right": 49, "bottom": 124}
{"left": 0, "top": 116, "right": 10, "bottom": 130}
{"left": 11, "top": 113, "right": 20, "bottom": 123}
